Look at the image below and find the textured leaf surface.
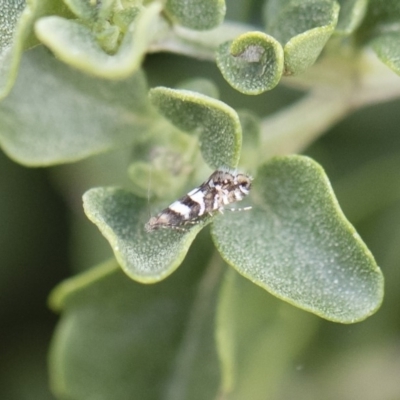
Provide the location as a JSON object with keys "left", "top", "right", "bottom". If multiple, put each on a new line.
{"left": 35, "top": 2, "right": 162, "bottom": 79}
{"left": 62, "top": 0, "right": 115, "bottom": 21}
{"left": 216, "top": 32, "right": 284, "bottom": 94}
{"left": 49, "top": 254, "right": 218, "bottom": 400}
{"left": 149, "top": 87, "right": 242, "bottom": 169}
{"left": 371, "top": 32, "right": 400, "bottom": 76}
{"left": 217, "top": 269, "right": 317, "bottom": 399}
{"left": 0, "top": 0, "right": 69, "bottom": 99}
{"left": 165, "top": 0, "right": 226, "bottom": 30}
{"left": 83, "top": 188, "right": 206, "bottom": 283}
{"left": 0, "top": 0, "right": 26, "bottom": 98}
{"left": 265, "top": 0, "right": 340, "bottom": 75}
{"left": 0, "top": 46, "right": 152, "bottom": 166}
{"left": 357, "top": 0, "right": 400, "bottom": 75}
{"left": 212, "top": 156, "right": 384, "bottom": 323}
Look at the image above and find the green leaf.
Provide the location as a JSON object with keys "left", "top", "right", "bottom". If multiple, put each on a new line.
{"left": 35, "top": 2, "right": 163, "bottom": 79}
{"left": 62, "top": 0, "right": 115, "bottom": 21}
{"left": 211, "top": 155, "right": 384, "bottom": 323}
{"left": 217, "top": 268, "right": 318, "bottom": 399}
{"left": 370, "top": 32, "right": 400, "bottom": 76}
{"left": 265, "top": 0, "right": 340, "bottom": 75}
{"left": 83, "top": 187, "right": 206, "bottom": 283}
{"left": 49, "top": 254, "right": 217, "bottom": 400}
{"left": 356, "top": 0, "right": 400, "bottom": 75}
{"left": 163, "top": 252, "right": 223, "bottom": 400}
{"left": 165, "top": 0, "right": 226, "bottom": 30}
{"left": 149, "top": 87, "right": 242, "bottom": 169}
{"left": 216, "top": 31, "right": 284, "bottom": 95}
{"left": 335, "top": 0, "right": 368, "bottom": 35}
{"left": 127, "top": 126, "right": 200, "bottom": 200}
{"left": 0, "top": 0, "right": 70, "bottom": 100}
{"left": 0, "top": 0, "right": 26, "bottom": 99}
{"left": 0, "top": 46, "right": 152, "bottom": 166}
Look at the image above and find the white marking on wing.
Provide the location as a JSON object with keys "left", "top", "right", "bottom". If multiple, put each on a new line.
{"left": 239, "top": 186, "right": 249, "bottom": 195}
{"left": 169, "top": 201, "right": 191, "bottom": 219}
{"left": 189, "top": 190, "right": 206, "bottom": 215}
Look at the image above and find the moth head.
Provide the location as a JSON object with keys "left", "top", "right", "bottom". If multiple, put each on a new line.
{"left": 236, "top": 173, "right": 252, "bottom": 192}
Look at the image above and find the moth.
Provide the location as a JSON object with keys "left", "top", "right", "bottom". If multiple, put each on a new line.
{"left": 145, "top": 169, "right": 252, "bottom": 232}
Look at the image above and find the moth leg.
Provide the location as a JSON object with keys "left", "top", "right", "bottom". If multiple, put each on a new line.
{"left": 225, "top": 206, "right": 252, "bottom": 212}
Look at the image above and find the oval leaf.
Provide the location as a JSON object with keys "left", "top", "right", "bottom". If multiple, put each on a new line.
{"left": 0, "top": 46, "right": 152, "bottom": 166}
{"left": 149, "top": 87, "right": 242, "bottom": 169}
{"left": 165, "top": 0, "right": 226, "bottom": 30}
{"left": 216, "top": 32, "right": 284, "bottom": 95}
{"left": 83, "top": 187, "right": 206, "bottom": 283}
{"left": 35, "top": 2, "right": 162, "bottom": 79}
{"left": 211, "top": 155, "right": 384, "bottom": 323}
{"left": 265, "top": 0, "right": 340, "bottom": 75}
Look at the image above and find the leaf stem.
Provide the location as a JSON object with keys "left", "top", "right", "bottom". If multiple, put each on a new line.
{"left": 260, "top": 89, "right": 349, "bottom": 158}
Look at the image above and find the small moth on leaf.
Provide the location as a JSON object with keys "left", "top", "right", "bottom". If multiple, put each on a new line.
{"left": 145, "top": 169, "right": 252, "bottom": 232}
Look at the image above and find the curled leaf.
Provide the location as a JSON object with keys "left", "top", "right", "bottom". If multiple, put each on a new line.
{"left": 265, "top": 0, "right": 340, "bottom": 75}
{"left": 35, "top": 2, "right": 163, "bottom": 79}
{"left": 216, "top": 31, "right": 284, "bottom": 94}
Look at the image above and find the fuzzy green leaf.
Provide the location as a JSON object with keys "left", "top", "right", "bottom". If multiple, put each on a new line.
{"left": 149, "top": 87, "right": 242, "bottom": 169}
{"left": 217, "top": 269, "right": 318, "bottom": 399}
{"left": 212, "top": 155, "right": 384, "bottom": 323}
{"left": 357, "top": 0, "right": 400, "bottom": 75}
{"left": 0, "top": 0, "right": 26, "bottom": 99}
{"left": 0, "top": 46, "right": 152, "bottom": 166}
{"left": 335, "top": 0, "right": 368, "bottom": 35}
{"left": 265, "top": 0, "right": 340, "bottom": 75}
{"left": 165, "top": 0, "right": 226, "bottom": 30}
{"left": 49, "top": 255, "right": 218, "bottom": 400}
{"left": 62, "top": 0, "right": 115, "bottom": 21}
{"left": 83, "top": 188, "right": 206, "bottom": 283}
{"left": 216, "top": 32, "right": 284, "bottom": 94}
{"left": 35, "top": 2, "right": 163, "bottom": 79}
{"left": 370, "top": 32, "right": 400, "bottom": 76}
{"left": 0, "top": 0, "right": 70, "bottom": 99}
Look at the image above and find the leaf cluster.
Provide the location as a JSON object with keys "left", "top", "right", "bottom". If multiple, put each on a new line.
{"left": 1, "top": 0, "right": 399, "bottom": 399}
